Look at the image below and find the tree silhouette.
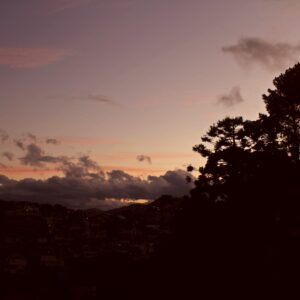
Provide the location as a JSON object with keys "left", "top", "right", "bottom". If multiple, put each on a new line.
{"left": 263, "top": 63, "right": 300, "bottom": 161}
{"left": 192, "top": 116, "right": 251, "bottom": 187}
{"left": 190, "top": 63, "right": 300, "bottom": 192}
{"left": 243, "top": 114, "right": 280, "bottom": 154}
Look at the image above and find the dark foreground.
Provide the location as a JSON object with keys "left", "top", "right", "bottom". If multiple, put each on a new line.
{"left": 1, "top": 186, "right": 300, "bottom": 299}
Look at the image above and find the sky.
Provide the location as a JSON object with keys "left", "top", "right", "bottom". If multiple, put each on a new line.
{"left": 1, "top": 0, "right": 300, "bottom": 208}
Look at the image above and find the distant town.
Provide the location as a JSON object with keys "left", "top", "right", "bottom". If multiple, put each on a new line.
{"left": 0, "top": 196, "right": 183, "bottom": 299}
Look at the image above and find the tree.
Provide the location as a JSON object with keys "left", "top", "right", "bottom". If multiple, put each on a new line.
{"left": 193, "top": 117, "right": 245, "bottom": 155}
{"left": 243, "top": 114, "right": 282, "bottom": 154}
{"left": 189, "top": 64, "right": 300, "bottom": 201}
{"left": 192, "top": 117, "right": 249, "bottom": 185}
{"left": 263, "top": 63, "right": 300, "bottom": 161}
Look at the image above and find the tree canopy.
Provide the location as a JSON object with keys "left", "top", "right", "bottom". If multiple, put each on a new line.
{"left": 263, "top": 63, "right": 300, "bottom": 161}
{"left": 190, "top": 63, "right": 300, "bottom": 201}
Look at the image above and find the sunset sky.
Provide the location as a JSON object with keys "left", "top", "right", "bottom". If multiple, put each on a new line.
{"left": 1, "top": 0, "right": 300, "bottom": 208}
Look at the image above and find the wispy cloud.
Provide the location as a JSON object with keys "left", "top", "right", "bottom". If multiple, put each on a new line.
{"left": 87, "top": 94, "right": 118, "bottom": 106}
{"left": 218, "top": 86, "right": 244, "bottom": 107}
{"left": 222, "top": 37, "right": 300, "bottom": 71}
{"left": 136, "top": 155, "right": 152, "bottom": 164}
{"left": 49, "top": 94, "right": 119, "bottom": 106}
{"left": 0, "top": 48, "right": 73, "bottom": 69}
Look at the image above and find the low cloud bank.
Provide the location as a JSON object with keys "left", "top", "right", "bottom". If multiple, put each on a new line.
{"left": 0, "top": 169, "right": 193, "bottom": 210}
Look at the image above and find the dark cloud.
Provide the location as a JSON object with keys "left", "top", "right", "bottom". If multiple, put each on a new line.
{"left": 58, "top": 155, "right": 104, "bottom": 179}
{"left": 2, "top": 152, "right": 14, "bottom": 161}
{"left": 0, "top": 169, "right": 194, "bottom": 210}
{"left": 218, "top": 86, "right": 244, "bottom": 107}
{"left": 0, "top": 129, "right": 9, "bottom": 143}
{"left": 18, "top": 142, "right": 103, "bottom": 179}
{"left": 14, "top": 139, "right": 26, "bottom": 151}
{"left": 222, "top": 37, "right": 300, "bottom": 71}
{"left": 14, "top": 133, "right": 60, "bottom": 148}
{"left": 78, "top": 155, "right": 101, "bottom": 171}
{"left": 19, "top": 143, "right": 62, "bottom": 168}
{"left": 136, "top": 155, "right": 152, "bottom": 164}
{"left": 46, "top": 138, "right": 60, "bottom": 145}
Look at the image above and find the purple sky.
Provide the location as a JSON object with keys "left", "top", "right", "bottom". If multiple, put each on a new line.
{"left": 1, "top": 0, "right": 300, "bottom": 180}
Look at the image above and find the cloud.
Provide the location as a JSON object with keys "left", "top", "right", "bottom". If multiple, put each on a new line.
{"left": 59, "top": 155, "right": 104, "bottom": 179}
{"left": 12, "top": 133, "right": 60, "bottom": 149}
{"left": 0, "top": 48, "right": 73, "bottom": 69}
{"left": 49, "top": 94, "right": 118, "bottom": 106}
{"left": 46, "top": 138, "right": 60, "bottom": 145}
{"left": 0, "top": 129, "right": 9, "bottom": 143}
{"left": 14, "top": 139, "right": 26, "bottom": 151}
{"left": 18, "top": 141, "right": 103, "bottom": 179}
{"left": 87, "top": 94, "right": 117, "bottom": 106}
{"left": 222, "top": 37, "right": 300, "bottom": 71}
{"left": 16, "top": 133, "right": 60, "bottom": 147}
{"left": 136, "top": 155, "right": 152, "bottom": 164}
{"left": 19, "top": 143, "right": 62, "bottom": 168}
{"left": 217, "top": 86, "right": 244, "bottom": 107}
{"left": 2, "top": 152, "right": 14, "bottom": 161}
{"left": 78, "top": 155, "right": 101, "bottom": 170}
{"left": 0, "top": 169, "right": 193, "bottom": 210}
